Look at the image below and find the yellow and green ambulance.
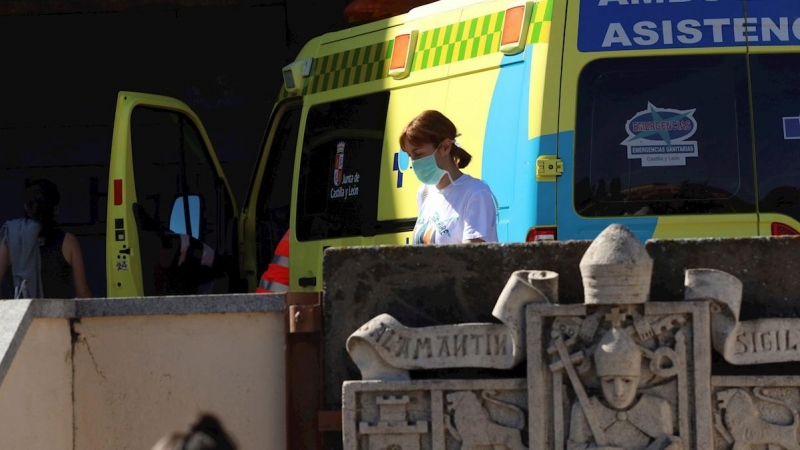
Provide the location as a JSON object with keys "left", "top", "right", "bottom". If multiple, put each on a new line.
{"left": 107, "top": 0, "right": 800, "bottom": 297}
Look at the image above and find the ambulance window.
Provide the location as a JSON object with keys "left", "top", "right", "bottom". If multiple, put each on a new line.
{"left": 130, "top": 107, "right": 228, "bottom": 295}
{"left": 297, "top": 92, "right": 389, "bottom": 241}
{"left": 181, "top": 114, "right": 223, "bottom": 249}
{"left": 254, "top": 103, "right": 301, "bottom": 270}
{"left": 750, "top": 54, "right": 800, "bottom": 226}
{"left": 131, "top": 108, "right": 218, "bottom": 241}
{"left": 573, "top": 55, "right": 755, "bottom": 218}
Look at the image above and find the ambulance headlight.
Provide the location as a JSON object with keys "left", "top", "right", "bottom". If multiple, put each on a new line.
{"left": 282, "top": 58, "right": 313, "bottom": 94}
{"left": 282, "top": 69, "right": 296, "bottom": 90}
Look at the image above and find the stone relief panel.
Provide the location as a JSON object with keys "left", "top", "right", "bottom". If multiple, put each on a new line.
{"left": 528, "top": 302, "right": 710, "bottom": 450}
{"left": 712, "top": 377, "right": 800, "bottom": 450}
{"left": 527, "top": 225, "right": 712, "bottom": 450}
{"left": 342, "top": 223, "right": 800, "bottom": 450}
{"left": 343, "top": 379, "right": 527, "bottom": 450}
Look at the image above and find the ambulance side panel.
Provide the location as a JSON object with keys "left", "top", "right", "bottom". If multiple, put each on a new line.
{"left": 745, "top": 0, "right": 800, "bottom": 236}
{"left": 480, "top": 0, "right": 562, "bottom": 242}
{"left": 282, "top": 5, "right": 529, "bottom": 290}
{"left": 285, "top": 19, "right": 424, "bottom": 291}
{"left": 556, "top": 0, "right": 758, "bottom": 242}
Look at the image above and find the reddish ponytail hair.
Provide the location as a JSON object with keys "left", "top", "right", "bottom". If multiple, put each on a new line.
{"left": 399, "top": 110, "right": 472, "bottom": 169}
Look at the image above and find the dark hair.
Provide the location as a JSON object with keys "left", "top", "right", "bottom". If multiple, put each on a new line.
{"left": 152, "top": 413, "right": 238, "bottom": 450}
{"left": 399, "top": 110, "right": 472, "bottom": 169}
{"left": 23, "top": 179, "right": 60, "bottom": 232}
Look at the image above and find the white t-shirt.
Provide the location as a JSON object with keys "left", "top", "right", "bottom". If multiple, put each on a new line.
{"left": 413, "top": 174, "right": 498, "bottom": 244}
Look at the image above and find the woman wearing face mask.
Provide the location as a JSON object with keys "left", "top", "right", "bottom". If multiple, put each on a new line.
{"left": 400, "top": 110, "right": 498, "bottom": 245}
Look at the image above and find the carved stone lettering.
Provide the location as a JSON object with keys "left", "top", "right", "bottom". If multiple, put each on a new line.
{"left": 470, "top": 334, "right": 482, "bottom": 356}
{"left": 733, "top": 328, "right": 800, "bottom": 357}
{"left": 380, "top": 329, "right": 396, "bottom": 351}
{"left": 437, "top": 336, "right": 450, "bottom": 358}
{"left": 453, "top": 335, "right": 468, "bottom": 357}
{"left": 346, "top": 271, "right": 558, "bottom": 378}
{"left": 495, "top": 333, "right": 508, "bottom": 356}
{"left": 413, "top": 338, "right": 432, "bottom": 360}
{"left": 394, "top": 337, "right": 409, "bottom": 359}
{"left": 373, "top": 326, "right": 387, "bottom": 344}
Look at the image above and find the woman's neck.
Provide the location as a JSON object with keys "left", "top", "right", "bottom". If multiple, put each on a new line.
{"left": 436, "top": 169, "right": 463, "bottom": 190}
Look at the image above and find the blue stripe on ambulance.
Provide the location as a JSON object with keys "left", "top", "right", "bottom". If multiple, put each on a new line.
{"left": 556, "top": 131, "right": 657, "bottom": 242}
{"left": 485, "top": 43, "right": 658, "bottom": 243}
{"left": 483, "top": 46, "right": 556, "bottom": 243}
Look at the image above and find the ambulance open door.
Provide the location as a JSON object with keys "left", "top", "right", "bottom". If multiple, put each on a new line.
{"left": 106, "top": 92, "right": 239, "bottom": 297}
{"left": 240, "top": 99, "right": 302, "bottom": 293}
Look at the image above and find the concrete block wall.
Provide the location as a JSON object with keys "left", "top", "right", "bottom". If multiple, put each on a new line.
{"left": 0, "top": 294, "right": 285, "bottom": 450}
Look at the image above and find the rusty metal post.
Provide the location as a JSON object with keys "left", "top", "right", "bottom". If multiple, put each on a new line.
{"left": 285, "top": 291, "right": 323, "bottom": 450}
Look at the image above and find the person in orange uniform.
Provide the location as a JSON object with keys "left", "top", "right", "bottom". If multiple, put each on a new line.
{"left": 255, "top": 230, "right": 290, "bottom": 293}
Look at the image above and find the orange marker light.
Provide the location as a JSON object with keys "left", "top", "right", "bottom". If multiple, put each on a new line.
{"left": 501, "top": 6, "right": 525, "bottom": 46}
{"left": 500, "top": 2, "right": 533, "bottom": 55}
{"left": 389, "top": 30, "right": 418, "bottom": 80}
{"left": 391, "top": 34, "right": 411, "bottom": 71}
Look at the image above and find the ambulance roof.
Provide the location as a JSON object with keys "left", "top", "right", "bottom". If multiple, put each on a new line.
{"left": 295, "top": 0, "right": 498, "bottom": 60}
{"left": 406, "top": 0, "right": 492, "bottom": 20}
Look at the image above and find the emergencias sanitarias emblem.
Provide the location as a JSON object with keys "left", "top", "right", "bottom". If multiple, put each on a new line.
{"left": 622, "top": 102, "right": 698, "bottom": 167}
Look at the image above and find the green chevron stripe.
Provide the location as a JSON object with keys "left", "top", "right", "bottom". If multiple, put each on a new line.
{"left": 445, "top": 42, "right": 455, "bottom": 64}
{"left": 468, "top": 17, "right": 478, "bottom": 39}
{"left": 280, "top": 1, "right": 553, "bottom": 96}
{"left": 443, "top": 24, "right": 453, "bottom": 46}
{"left": 457, "top": 40, "right": 468, "bottom": 61}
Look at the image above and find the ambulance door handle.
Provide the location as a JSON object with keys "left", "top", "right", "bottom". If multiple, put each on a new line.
{"left": 119, "top": 248, "right": 131, "bottom": 255}
{"left": 298, "top": 277, "right": 317, "bottom": 288}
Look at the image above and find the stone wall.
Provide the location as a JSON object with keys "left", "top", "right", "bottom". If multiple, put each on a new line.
{"left": 329, "top": 229, "right": 800, "bottom": 450}
{"left": 0, "top": 294, "right": 285, "bottom": 450}
{"left": 322, "top": 236, "right": 800, "bottom": 412}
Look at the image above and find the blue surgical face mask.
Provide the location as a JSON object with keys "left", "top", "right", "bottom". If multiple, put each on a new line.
{"left": 412, "top": 147, "right": 449, "bottom": 186}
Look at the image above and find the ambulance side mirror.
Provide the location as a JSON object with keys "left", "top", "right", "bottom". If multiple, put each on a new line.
{"left": 168, "top": 194, "right": 200, "bottom": 239}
